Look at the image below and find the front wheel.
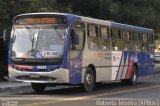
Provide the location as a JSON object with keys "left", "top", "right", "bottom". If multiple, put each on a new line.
{"left": 81, "top": 67, "right": 95, "bottom": 92}
{"left": 31, "top": 83, "right": 46, "bottom": 93}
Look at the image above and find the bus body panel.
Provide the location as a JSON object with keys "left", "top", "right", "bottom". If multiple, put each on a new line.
{"left": 138, "top": 52, "right": 154, "bottom": 77}
{"left": 82, "top": 50, "right": 112, "bottom": 82}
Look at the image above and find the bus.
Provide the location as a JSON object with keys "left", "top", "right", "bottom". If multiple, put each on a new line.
{"left": 5, "top": 13, "right": 155, "bottom": 92}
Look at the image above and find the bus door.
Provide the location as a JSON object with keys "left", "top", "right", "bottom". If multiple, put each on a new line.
{"left": 69, "top": 23, "right": 85, "bottom": 84}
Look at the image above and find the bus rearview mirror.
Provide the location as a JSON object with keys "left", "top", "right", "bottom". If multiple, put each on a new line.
{"left": 3, "top": 29, "right": 7, "bottom": 41}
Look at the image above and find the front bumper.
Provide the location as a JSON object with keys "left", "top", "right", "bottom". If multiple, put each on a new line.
{"left": 8, "top": 67, "right": 69, "bottom": 83}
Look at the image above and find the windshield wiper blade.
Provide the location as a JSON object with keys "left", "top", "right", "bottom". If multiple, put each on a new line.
{"left": 55, "top": 29, "right": 63, "bottom": 41}
{"left": 24, "top": 26, "right": 40, "bottom": 52}
{"left": 24, "top": 26, "right": 34, "bottom": 49}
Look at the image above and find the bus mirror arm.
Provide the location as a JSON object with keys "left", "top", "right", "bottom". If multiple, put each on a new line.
{"left": 3, "top": 27, "right": 11, "bottom": 42}
{"left": 3, "top": 29, "right": 7, "bottom": 41}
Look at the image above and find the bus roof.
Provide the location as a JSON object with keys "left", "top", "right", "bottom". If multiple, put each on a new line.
{"left": 14, "top": 12, "right": 154, "bottom": 33}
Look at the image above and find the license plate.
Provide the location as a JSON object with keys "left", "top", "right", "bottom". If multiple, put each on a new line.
{"left": 37, "top": 66, "right": 46, "bottom": 69}
{"left": 29, "top": 74, "right": 40, "bottom": 78}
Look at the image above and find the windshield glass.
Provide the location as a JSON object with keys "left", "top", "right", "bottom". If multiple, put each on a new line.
{"left": 11, "top": 26, "right": 66, "bottom": 59}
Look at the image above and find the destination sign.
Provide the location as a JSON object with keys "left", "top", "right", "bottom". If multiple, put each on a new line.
{"left": 24, "top": 18, "right": 56, "bottom": 24}
{"left": 14, "top": 15, "right": 67, "bottom": 25}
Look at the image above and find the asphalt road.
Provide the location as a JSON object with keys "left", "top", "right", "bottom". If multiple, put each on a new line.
{"left": 0, "top": 64, "right": 160, "bottom": 106}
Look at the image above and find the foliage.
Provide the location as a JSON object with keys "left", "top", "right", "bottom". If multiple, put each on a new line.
{"left": 0, "top": 0, "right": 160, "bottom": 32}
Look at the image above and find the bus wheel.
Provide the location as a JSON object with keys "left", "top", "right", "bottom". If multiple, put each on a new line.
{"left": 82, "top": 67, "right": 95, "bottom": 92}
{"left": 121, "top": 66, "right": 137, "bottom": 85}
{"left": 128, "top": 66, "right": 138, "bottom": 85}
{"left": 31, "top": 83, "right": 46, "bottom": 93}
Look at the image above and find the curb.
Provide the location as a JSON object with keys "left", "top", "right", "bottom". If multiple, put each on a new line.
{"left": 0, "top": 82, "right": 31, "bottom": 91}
{"left": 0, "top": 85, "right": 31, "bottom": 91}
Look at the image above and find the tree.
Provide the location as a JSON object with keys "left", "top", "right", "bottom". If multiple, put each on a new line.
{"left": 0, "top": 0, "right": 9, "bottom": 35}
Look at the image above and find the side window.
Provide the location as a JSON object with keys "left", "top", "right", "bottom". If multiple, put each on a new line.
{"left": 99, "top": 26, "right": 110, "bottom": 51}
{"left": 88, "top": 24, "right": 99, "bottom": 50}
{"left": 148, "top": 34, "right": 154, "bottom": 52}
{"left": 148, "top": 34, "right": 154, "bottom": 43}
{"left": 142, "top": 33, "right": 148, "bottom": 42}
{"left": 123, "top": 30, "right": 132, "bottom": 51}
{"left": 88, "top": 25, "right": 98, "bottom": 37}
{"left": 111, "top": 28, "right": 121, "bottom": 39}
{"left": 132, "top": 32, "right": 141, "bottom": 51}
{"left": 100, "top": 26, "right": 109, "bottom": 38}
{"left": 129, "top": 31, "right": 132, "bottom": 40}
{"left": 133, "top": 32, "right": 139, "bottom": 41}
{"left": 111, "top": 28, "right": 123, "bottom": 51}
{"left": 123, "top": 30, "right": 132, "bottom": 41}
{"left": 76, "top": 30, "right": 85, "bottom": 50}
{"left": 142, "top": 33, "right": 148, "bottom": 52}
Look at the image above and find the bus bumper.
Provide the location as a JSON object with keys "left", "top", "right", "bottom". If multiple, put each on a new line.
{"left": 8, "top": 67, "right": 69, "bottom": 83}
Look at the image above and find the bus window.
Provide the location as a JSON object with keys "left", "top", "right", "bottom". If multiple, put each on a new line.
{"left": 133, "top": 32, "right": 139, "bottom": 41}
{"left": 99, "top": 26, "right": 110, "bottom": 51}
{"left": 148, "top": 34, "right": 153, "bottom": 43}
{"left": 75, "top": 30, "right": 85, "bottom": 50}
{"left": 142, "top": 33, "right": 148, "bottom": 42}
{"left": 123, "top": 30, "right": 130, "bottom": 40}
{"left": 148, "top": 34, "right": 154, "bottom": 52}
{"left": 88, "top": 25, "right": 98, "bottom": 37}
{"left": 88, "top": 24, "right": 99, "bottom": 50}
{"left": 142, "top": 42, "right": 148, "bottom": 52}
{"left": 100, "top": 26, "right": 109, "bottom": 38}
{"left": 118, "top": 29, "right": 122, "bottom": 39}
{"left": 141, "top": 33, "right": 148, "bottom": 52}
{"left": 111, "top": 28, "right": 123, "bottom": 51}
{"left": 132, "top": 32, "right": 141, "bottom": 51}
{"left": 111, "top": 28, "right": 121, "bottom": 39}
{"left": 129, "top": 31, "right": 132, "bottom": 40}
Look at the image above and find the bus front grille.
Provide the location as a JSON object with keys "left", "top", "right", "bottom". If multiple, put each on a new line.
{"left": 16, "top": 75, "right": 56, "bottom": 81}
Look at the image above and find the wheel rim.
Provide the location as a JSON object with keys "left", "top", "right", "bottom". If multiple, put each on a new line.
{"left": 133, "top": 70, "right": 137, "bottom": 82}
{"left": 85, "top": 74, "right": 93, "bottom": 86}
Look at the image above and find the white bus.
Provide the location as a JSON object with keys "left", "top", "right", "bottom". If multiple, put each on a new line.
{"left": 5, "top": 13, "right": 155, "bottom": 92}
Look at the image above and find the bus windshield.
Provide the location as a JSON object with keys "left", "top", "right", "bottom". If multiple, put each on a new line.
{"left": 11, "top": 26, "right": 66, "bottom": 59}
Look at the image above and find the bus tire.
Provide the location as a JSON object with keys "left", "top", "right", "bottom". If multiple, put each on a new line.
{"left": 31, "top": 83, "right": 46, "bottom": 93}
{"left": 127, "top": 66, "right": 138, "bottom": 85}
{"left": 121, "top": 66, "right": 137, "bottom": 85}
{"left": 82, "top": 67, "right": 95, "bottom": 92}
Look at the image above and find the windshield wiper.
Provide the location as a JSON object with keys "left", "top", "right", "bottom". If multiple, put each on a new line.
{"left": 24, "top": 26, "right": 40, "bottom": 52}
{"left": 55, "top": 28, "right": 67, "bottom": 47}
{"left": 24, "top": 26, "right": 34, "bottom": 50}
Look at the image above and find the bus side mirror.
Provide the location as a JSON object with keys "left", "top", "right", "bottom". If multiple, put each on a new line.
{"left": 70, "top": 29, "right": 79, "bottom": 50}
{"left": 3, "top": 28, "right": 11, "bottom": 42}
{"left": 3, "top": 29, "right": 7, "bottom": 41}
